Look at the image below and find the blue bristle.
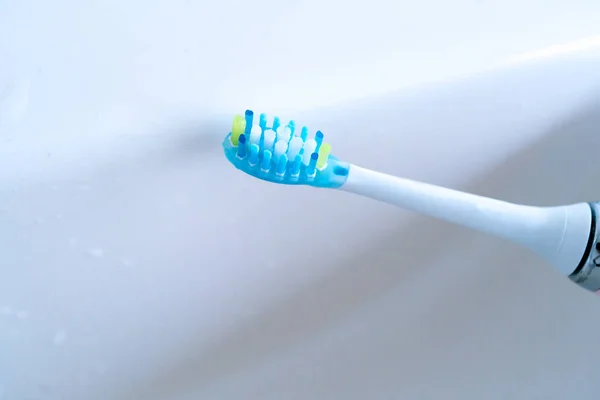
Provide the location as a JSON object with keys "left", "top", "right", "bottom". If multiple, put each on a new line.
{"left": 237, "top": 134, "right": 247, "bottom": 158}
{"left": 259, "top": 113, "right": 267, "bottom": 130}
{"left": 288, "top": 120, "right": 296, "bottom": 135}
{"left": 306, "top": 152, "right": 318, "bottom": 176}
{"left": 244, "top": 110, "right": 254, "bottom": 135}
{"left": 249, "top": 143, "right": 259, "bottom": 165}
{"left": 272, "top": 116, "right": 281, "bottom": 131}
{"left": 300, "top": 126, "right": 308, "bottom": 141}
{"left": 291, "top": 154, "right": 302, "bottom": 176}
{"left": 262, "top": 149, "right": 272, "bottom": 171}
{"left": 276, "top": 154, "right": 288, "bottom": 175}
{"left": 315, "top": 130, "right": 324, "bottom": 153}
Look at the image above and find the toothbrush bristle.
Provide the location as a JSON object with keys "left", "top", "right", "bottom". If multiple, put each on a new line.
{"left": 249, "top": 125, "right": 262, "bottom": 145}
{"left": 272, "top": 116, "right": 281, "bottom": 132}
{"left": 259, "top": 113, "right": 268, "bottom": 130}
{"left": 244, "top": 110, "right": 254, "bottom": 135}
{"left": 228, "top": 109, "right": 333, "bottom": 181}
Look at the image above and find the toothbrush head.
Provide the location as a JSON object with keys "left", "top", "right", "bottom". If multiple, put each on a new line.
{"left": 222, "top": 109, "right": 350, "bottom": 188}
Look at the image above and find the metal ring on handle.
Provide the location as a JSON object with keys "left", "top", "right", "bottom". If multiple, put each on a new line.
{"left": 569, "top": 202, "right": 600, "bottom": 291}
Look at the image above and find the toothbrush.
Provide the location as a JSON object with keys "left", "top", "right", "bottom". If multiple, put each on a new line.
{"left": 223, "top": 109, "right": 600, "bottom": 293}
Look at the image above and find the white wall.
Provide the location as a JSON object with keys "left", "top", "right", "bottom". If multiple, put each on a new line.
{"left": 3, "top": 0, "right": 600, "bottom": 130}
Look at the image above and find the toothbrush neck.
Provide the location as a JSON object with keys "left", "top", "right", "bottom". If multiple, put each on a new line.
{"left": 340, "top": 165, "right": 592, "bottom": 276}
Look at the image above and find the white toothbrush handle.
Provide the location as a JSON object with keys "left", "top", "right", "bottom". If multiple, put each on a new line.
{"left": 339, "top": 165, "right": 593, "bottom": 277}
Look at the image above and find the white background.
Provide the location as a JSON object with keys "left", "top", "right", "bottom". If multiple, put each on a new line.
{"left": 2, "top": 0, "right": 600, "bottom": 399}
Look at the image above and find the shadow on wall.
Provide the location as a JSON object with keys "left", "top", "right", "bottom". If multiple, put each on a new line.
{"left": 117, "top": 93, "right": 600, "bottom": 399}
